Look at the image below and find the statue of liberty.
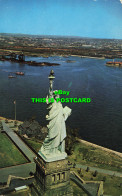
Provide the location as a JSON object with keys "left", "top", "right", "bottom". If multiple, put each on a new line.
{"left": 38, "top": 70, "right": 71, "bottom": 162}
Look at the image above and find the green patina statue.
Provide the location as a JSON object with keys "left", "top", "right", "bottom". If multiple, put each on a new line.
{"left": 38, "top": 70, "right": 71, "bottom": 162}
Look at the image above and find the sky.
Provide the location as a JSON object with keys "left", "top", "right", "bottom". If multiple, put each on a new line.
{"left": 0, "top": 0, "right": 122, "bottom": 39}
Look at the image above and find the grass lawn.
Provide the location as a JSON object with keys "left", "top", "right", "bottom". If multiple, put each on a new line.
{"left": 0, "top": 132, "right": 28, "bottom": 168}
{"left": 23, "top": 138, "right": 122, "bottom": 173}
{"left": 23, "top": 138, "right": 42, "bottom": 153}
{"left": 68, "top": 142, "right": 122, "bottom": 172}
{"left": 7, "top": 191, "right": 30, "bottom": 196}
{"left": 70, "top": 181, "right": 88, "bottom": 196}
{"left": 72, "top": 168, "right": 122, "bottom": 196}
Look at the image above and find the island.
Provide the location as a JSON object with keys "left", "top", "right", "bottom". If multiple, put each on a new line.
{"left": 0, "top": 54, "right": 60, "bottom": 67}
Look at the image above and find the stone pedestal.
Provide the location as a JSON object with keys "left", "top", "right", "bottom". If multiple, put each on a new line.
{"left": 38, "top": 150, "right": 67, "bottom": 162}
{"left": 32, "top": 155, "right": 73, "bottom": 196}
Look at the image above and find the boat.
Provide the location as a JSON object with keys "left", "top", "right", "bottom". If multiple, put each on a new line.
{"left": 106, "top": 61, "right": 122, "bottom": 67}
{"left": 15, "top": 72, "right": 24, "bottom": 75}
{"left": 8, "top": 75, "right": 16, "bottom": 78}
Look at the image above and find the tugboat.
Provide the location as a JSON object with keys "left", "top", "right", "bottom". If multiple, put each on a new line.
{"left": 106, "top": 61, "right": 122, "bottom": 67}
{"left": 15, "top": 72, "right": 24, "bottom": 75}
{"left": 106, "top": 59, "right": 122, "bottom": 67}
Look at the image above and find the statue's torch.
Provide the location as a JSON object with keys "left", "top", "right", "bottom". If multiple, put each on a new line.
{"left": 48, "top": 70, "right": 55, "bottom": 98}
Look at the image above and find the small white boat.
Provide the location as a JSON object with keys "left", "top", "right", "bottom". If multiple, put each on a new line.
{"left": 8, "top": 74, "right": 16, "bottom": 78}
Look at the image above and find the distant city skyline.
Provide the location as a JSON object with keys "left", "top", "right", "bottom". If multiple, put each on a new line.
{"left": 0, "top": 0, "right": 122, "bottom": 39}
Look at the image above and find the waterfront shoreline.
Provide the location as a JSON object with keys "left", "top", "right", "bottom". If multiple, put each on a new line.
{"left": 0, "top": 48, "right": 120, "bottom": 60}
{"left": 0, "top": 116, "right": 22, "bottom": 123}
{"left": 77, "top": 138, "right": 122, "bottom": 158}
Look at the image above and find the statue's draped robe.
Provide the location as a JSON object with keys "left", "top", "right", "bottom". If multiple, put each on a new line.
{"left": 41, "top": 100, "right": 71, "bottom": 154}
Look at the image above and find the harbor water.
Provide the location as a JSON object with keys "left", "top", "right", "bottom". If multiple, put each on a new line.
{"left": 0, "top": 56, "right": 122, "bottom": 152}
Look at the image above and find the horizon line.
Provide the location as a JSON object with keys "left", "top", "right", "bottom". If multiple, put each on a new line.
{"left": 0, "top": 32, "right": 122, "bottom": 40}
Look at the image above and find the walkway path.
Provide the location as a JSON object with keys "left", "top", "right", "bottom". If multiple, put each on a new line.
{"left": 2, "top": 120, "right": 36, "bottom": 162}
{"left": 0, "top": 163, "right": 36, "bottom": 182}
{"left": 76, "top": 164, "right": 122, "bottom": 177}
{"left": 70, "top": 172, "right": 100, "bottom": 196}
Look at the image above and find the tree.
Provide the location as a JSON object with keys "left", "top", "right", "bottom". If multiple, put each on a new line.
{"left": 73, "top": 163, "right": 76, "bottom": 168}
{"left": 14, "top": 121, "right": 17, "bottom": 127}
{"left": 29, "top": 172, "right": 34, "bottom": 176}
{"left": 93, "top": 170, "right": 98, "bottom": 177}
{"left": 0, "top": 121, "right": 3, "bottom": 129}
{"left": 18, "top": 54, "right": 25, "bottom": 61}
{"left": 78, "top": 168, "right": 81, "bottom": 174}
{"left": 5, "top": 119, "right": 8, "bottom": 123}
{"left": 119, "top": 183, "right": 122, "bottom": 188}
{"left": 86, "top": 167, "right": 90, "bottom": 172}
{"left": 10, "top": 53, "right": 17, "bottom": 60}
{"left": 80, "top": 173, "right": 84, "bottom": 177}
{"left": 112, "top": 173, "right": 116, "bottom": 178}
{"left": 103, "top": 176, "right": 107, "bottom": 182}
